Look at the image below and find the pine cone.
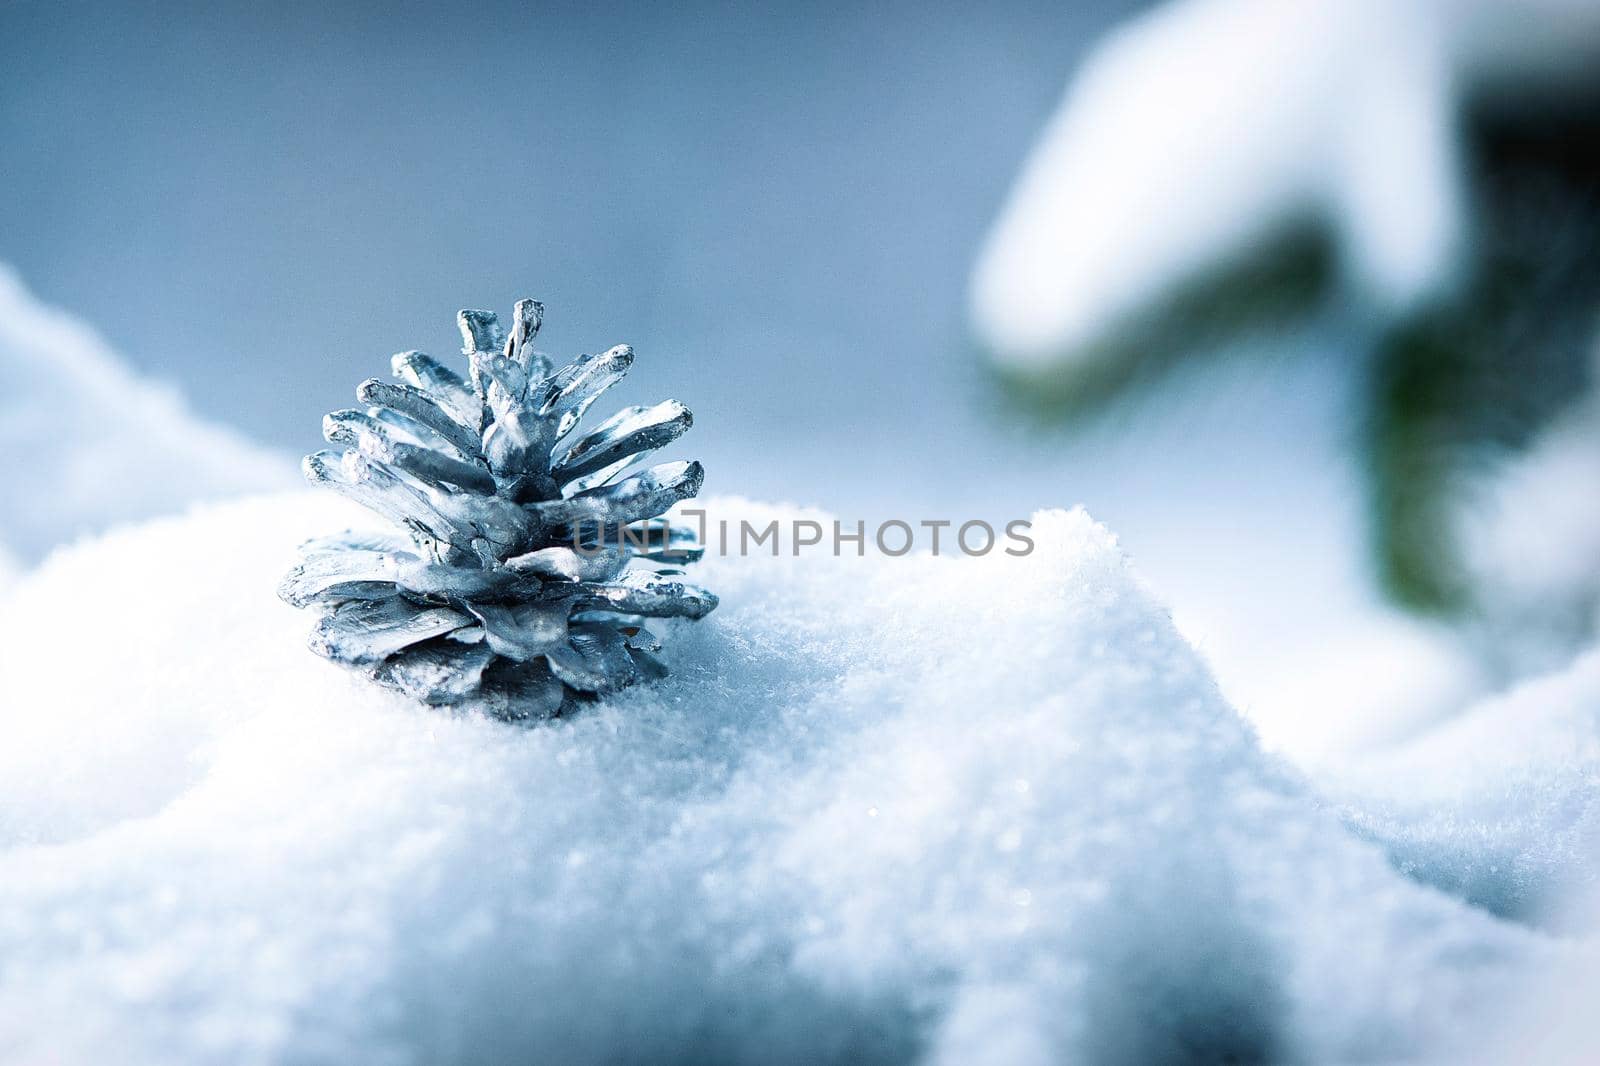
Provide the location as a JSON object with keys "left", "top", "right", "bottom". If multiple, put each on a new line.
{"left": 279, "top": 299, "right": 717, "bottom": 719}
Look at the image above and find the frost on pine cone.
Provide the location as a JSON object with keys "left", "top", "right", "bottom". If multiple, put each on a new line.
{"left": 279, "top": 299, "right": 717, "bottom": 719}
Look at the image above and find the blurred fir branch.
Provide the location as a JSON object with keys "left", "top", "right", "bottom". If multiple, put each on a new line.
{"left": 1370, "top": 85, "right": 1600, "bottom": 613}
{"left": 988, "top": 81, "right": 1600, "bottom": 620}
{"left": 987, "top": 223, "right": 1334, "bottom": 421}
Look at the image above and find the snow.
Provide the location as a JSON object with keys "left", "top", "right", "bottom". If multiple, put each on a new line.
{"left": 0, "top": 263, "right": 297, "bottom": 564}
{"left": 1187, "top": 579, "right": 1489, "bottom": 765}
{"left": 0, "top": 492, "right": 1567, "bottom": 1065}
{"left": 1457, "top": 366, "right": 1600, "bottom": 677}
{"left": 1482, "top": 888, "right": 1600, "bottom": 1066}
{"left": 1326, "top": 646, "right": 1600, "bottom": 927}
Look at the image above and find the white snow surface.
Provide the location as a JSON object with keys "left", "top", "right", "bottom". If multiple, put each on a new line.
{"left": 1326, "top": 645, "right": 1600, "bottom": 928}
{"left": 1458, "top": 374, "right": 1600, "bottom": 677}
{"left": 0, "top": 264, "right": 297, "bottom": 563}
{"left": 0, "top": 493, "right": 1566, "bottom": 1065}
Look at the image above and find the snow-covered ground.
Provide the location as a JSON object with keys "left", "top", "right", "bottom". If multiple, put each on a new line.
{"left": 1327, "top": 647, "right": 1600, "bottom": 927}
{"left": 1, "top": 193, "right": 1597, "bottom": 1058}
{"left": 0, "top": 265, "right": 296, "bottom": 563}
{"left": 0, "top": 492, "right": 1584, "bottom": 1065}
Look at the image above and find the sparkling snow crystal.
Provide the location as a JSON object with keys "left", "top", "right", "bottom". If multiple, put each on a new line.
{"left": 0, "top": 494, "right": 1561, "bottom": 1064}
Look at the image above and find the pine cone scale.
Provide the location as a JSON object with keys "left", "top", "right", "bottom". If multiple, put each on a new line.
{"left": 356, "top": 379, "right": 484, "bottom": 459}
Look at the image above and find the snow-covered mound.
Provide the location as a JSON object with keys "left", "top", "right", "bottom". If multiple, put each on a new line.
{"left": 0, "top": 494, "right": 1553, "bottom": 1064}
{"left": 0, "top": 265, "right": 297, "bottom": 564}
{"left": 1329, "top": 647, "right": 1600, "bottom": 927}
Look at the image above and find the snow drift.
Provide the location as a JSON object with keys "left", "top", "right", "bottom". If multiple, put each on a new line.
{"left": 1329, "top": 646, "right": 1600, "bottom": 927}
{"left": 0, "top": 264, "right": 296, "bottom": 564}
{"left": 0, "top": 493, "right": 1563, "bottom": 1065}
